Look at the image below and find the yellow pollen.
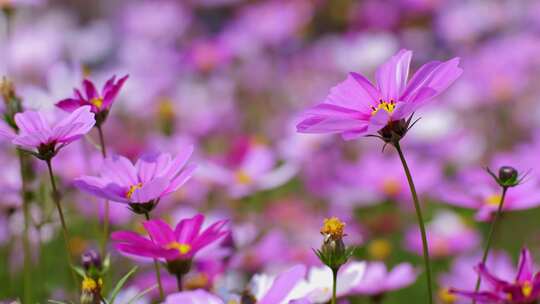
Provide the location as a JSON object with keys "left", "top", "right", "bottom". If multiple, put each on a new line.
{"left": 371, "top": 100, "right": 396, "bottom": 115}
{"left": 166, "top": 241, "right": 191, "bottom": 255}
{"left": 438, "top": 288, "right": 457, "bottom": 303}
{"left": 126, "top": 183, "right": 143, "bottom": 199}
{"left": 522, "top": 280, "right": 533, "bottom": 297}
{"left": 81, "top": 277, "right": 102, "bottom": 292}
{"left": 368, "top": 238, "right": 392, "bottom": 260}
{"left": 485, "top": 194, "right": 502, "bottom": 207}
{"left": 90, "top": 97, "right": 103, "bottom": 109}
{"left": 235, "top": 170, "right": 252, "bottom": 185}
{"left": 321, "top": 217, "right": 346, "bottom": 240}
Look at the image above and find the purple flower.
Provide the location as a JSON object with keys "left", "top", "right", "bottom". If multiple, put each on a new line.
{"left": 112, "top": 214, "right": 229, "bottom": 261}
{"left": 354, "top": 262, "right": 418, "bottom": 295}
{"left": 296, "top": 49, "right": 462, "bottom": 140}
{"left": 12, "top": 106, "right": 95, "bottom": 160}
{"left": 451, "top": 248, "right": 540, "bottom": 303}
{"left": 74, "top": 148, "right": 196, "bottom": 210}
{"left": 56, "top": 75, "right": 128, "bottom": 124}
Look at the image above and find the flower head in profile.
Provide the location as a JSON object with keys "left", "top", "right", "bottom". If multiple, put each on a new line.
{"left": 74, "top": 147, "right": 196, "bottom": 214}
{"left": 316, "top": 217, "right": 354, "bottom": 271}
{"left": 11, "top": 106, "right": 95, "bottom": 160}
{"left": 450, "top": 248, "right": 540, "bottom": 303}
{"left": 57, "top": 75, "right": 128, "bottom": 125}
{"left": 296, "top": 49, "right": 462, "bottom": 142}
{"left": 112, "top": 214, "right": 229, "bottom": 263}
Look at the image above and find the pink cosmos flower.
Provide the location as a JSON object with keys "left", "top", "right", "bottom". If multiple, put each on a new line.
{"left": 112, "top": 214, "right": 229, "bottom": 261}
{"left": 354, "top": 262, "right": 418, "bottom": 296}
{"left": 11, "top": 106, "right": 95, "bottom": 160}
{"left": 296, "top": 49, "right": 462, "bottom": 140}
{"left": 74, "top": 147, "right": 196, "bottom": 211}
{"left": 451, "top": 248, "right": 540, "bottom": 303}
{"left": 56, "top": 75, "right": 128, "bottom": 124}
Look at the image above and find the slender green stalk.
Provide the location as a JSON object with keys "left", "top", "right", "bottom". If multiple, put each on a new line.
{"left": 143, "top": 212, "right": 165, "bottom": 300}
{"left": 18, "top": 151, "right": 32, "bottom": 303}
{"left": 176, "top": 273, "right": 183, "bottom": 292}
{"left": 394, "top": 142, "right": 433, "bottom": 304}
{"left": 472, "top": 187, "right": 508, "bottom": 304}
{"left": 45, "top": 159, "right": 78, "bottom": 288}
{"left": 97, "top": 125, "right": 110, "bottom": 258}
{"left": 331, "top": 268, "right": 337, "bottom": 304}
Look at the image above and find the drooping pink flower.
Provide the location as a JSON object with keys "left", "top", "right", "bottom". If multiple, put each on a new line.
{"left": 11, "top": 106, "right": 95, "bottom": 160}
{"left": 451, "top": 248, "right": 540, "bottom": 303}
{"left": 56, "top": 75, "right": 128, "bottom": 124}
{"left": 112, "top": 214, "right": 229, "bottom": 261}
{"left": 296, "top": 49, "right": 462, "bottom": 140}
{"left": 74, "top": 147, "right": 196, "bottom": 211}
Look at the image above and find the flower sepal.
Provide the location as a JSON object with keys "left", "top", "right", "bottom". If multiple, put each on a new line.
{"left": 166, "top": 258, "right": 193, "bottom": 277}
{"left": 128, "top": 201, "right": 158, "bottom": 215}
{"left": 486, "top": 166, "right": 527, "bottom": 188}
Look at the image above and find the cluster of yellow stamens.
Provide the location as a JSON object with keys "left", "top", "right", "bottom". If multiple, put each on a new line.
{"left": 522, "top": 280, "right": 533, "bottom": 298}
{"left": 90, "top": 97, "right": 104, "bottom": 109}
{"left": 371, "top": 99, "right": 396, "bottom": 115}
{"left": 81, "top": 277, "right": 103, "bottom": 292}
{"left": 320, "top": 217, "right": 346, "bottom": 240}
{"left": 166, "top": 241, "right": 192, "bottom": 255}
{"left": 485, "top": 194, "right": 502, "bottom": 207}
{"left": 126, "top": 183, "right": 143, "bottom": 199}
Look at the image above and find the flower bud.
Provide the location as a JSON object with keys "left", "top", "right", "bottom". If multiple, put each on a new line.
{"left": 81, "top": 250, "right": 102, "bottom": 272}
{"left": 315, "top": 217, "right": 355, "bottom": 271}
{"left": 498, "top": 166, "right": 518, "bottom": 186}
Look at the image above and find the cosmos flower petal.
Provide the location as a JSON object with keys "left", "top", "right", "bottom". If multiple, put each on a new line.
{"left": 175, "top": 214, "right": 204, "bottom": 244}
{"left": 83, "top": 79, "right": 99, "bottom": 100}
{"left": 258, "top": 265, "right": 307, "bottom": 304}
{"left": 74, "top": 176, "right": 129, "bottom": 203}
{"left": 142, "top": 219, "right": 177, "bottom": 246}
{"left": 135, "top": 152, "right": 172, "bottom": 183}
{"left": 165, "top": 289, "right": 224, "bottom": 304}
{"left": 163, "top": 146, "right": 195, "bottom": 180}
{"left": 0, "top": 120, "right": 15, "bottom": 140}
{"left": 56, "top": 98, "right": 86, "bottom": 112}
{"left": 375, "top": 49, "right": 412, "bottom": 101}
{"left": 14, "top": 110, "right": 49, "bottom": 134}
{"left": 101, "top": 155, "right": 139, "bottom": 186}
{"left": 325, "top": 72, "right": 379, "bottom": 110}
{"left": 401, "top": 58, "right": 462, "bottom": 102}
{"left": 163, "top": 163, "right": 197, "bottom": 195}
{"left": 102, "top": 74, "right": 129, "bottom": 108}
{"left": 385, "top": 263, "right": 418, "bottom": 290}
{"left": 449, "top": 289, "right": 503, "bottom": 303}
{"left": 516, "top": 248, "right": 534, "bottom": 283}
{"left": 130, "top": 176, "right": 169, "bottom": 203}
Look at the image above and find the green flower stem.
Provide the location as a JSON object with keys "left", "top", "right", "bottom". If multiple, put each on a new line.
{"left": 143, "top": 212, "right": 165, "bottom": 300}
{"left": 45, "top": 159, "right": 78, "bottom": 289}
{"left": 18, "top": 150, "right": 32, "bottom": 303}
{"left": 472, "top": 186, "right": 508, "bottom": 304}
{"left": 97, "top": 125, "right": 110, "bottom": 258}
{"left": 394, "top": 142, "right": 433, "bottom": 304}
{"left": 331, "top": 268, "right": 338, "bottom": 304}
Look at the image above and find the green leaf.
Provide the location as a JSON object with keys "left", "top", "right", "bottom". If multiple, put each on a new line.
{"left": 109, "top": 266, "right": 138, "bottom": 304}
{"left": 126, "top": 284, "right": 157, "bottom": 304}
{"left": 71, "top": 265, "right": 86, "bottom": 278}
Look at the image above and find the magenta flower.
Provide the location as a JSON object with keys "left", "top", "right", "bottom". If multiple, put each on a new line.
{"left": 74, "top": 148, "right": 196, "bottom": 213}
{"left": 354, "top": 262, "right": 418, "bottom": 296}
{"left": 112, "top": 214, "right": 229, "bottom": 262}
{"left": 451, "top": 248, "right": 540, "bottom": 303}
{"left": 296, "top": 49, "right": 462, "bottom": 140}
{"left": 56, "top": 75, "right": 128, "bottom": 125}
{"left": 12, "top": 106, "right": 95, "bottom": 160}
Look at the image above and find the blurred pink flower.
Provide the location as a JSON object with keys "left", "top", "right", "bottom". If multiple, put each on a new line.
{"left": 354, "top": 262, "right": 418, "bottom": 295}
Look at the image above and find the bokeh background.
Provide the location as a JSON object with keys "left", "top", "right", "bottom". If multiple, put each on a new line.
{"left": 2, "top": 0, "right": 540, "bottom": 303}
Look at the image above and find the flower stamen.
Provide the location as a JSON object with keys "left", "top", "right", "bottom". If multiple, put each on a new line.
{"left": 126, "top": 182, "right": 143, "bottom": 199}
{"left": 166, "top": 241, "right": 191, "bottom": 255}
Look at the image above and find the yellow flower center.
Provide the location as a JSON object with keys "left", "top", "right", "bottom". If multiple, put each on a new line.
{"left": 126, "top": 183, "right": 143, "bottom": 199}
{"left": 166, "top": 241, "right": 191, "bottom": 255}
{"left": 522, "top": 280, "right": 533, "bottom": 298}
{"left": 368, "top": 238, "right": 392, "bottom": 260}
{"left": 485, "top": 194, "right": 502, "bottom": 207}
{"left": 438, "top": 288, "right": 457, "bottom": 303}
{"left": 81, "top": 277, "right": 103, "bottom": 292}
{"left": 321, "top": 217, "right": 346, "bottom": 240}
{"left": 158, "top": 98, "right": 175, "bottom": 119}
{"left": 90, "top": 97, "right": 104, "bottom": 109}
{"left": 371, "top": 100, "right": 396, "bottom": 115}
{"left": 235, "top": 170, "right": 252, "bottom": 185}
{"left": 382, "top": 179, "right": 401, "bottom": 196}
